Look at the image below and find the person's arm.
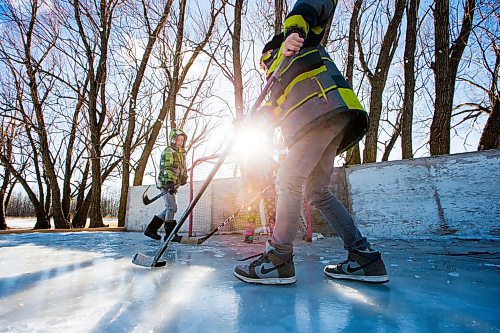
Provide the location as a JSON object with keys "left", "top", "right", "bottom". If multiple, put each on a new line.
{"left": 179, "top": 161, "right": 188, "bottom": 186}
{"left": 284, "top": 0, "right": 336, "bottom": 39}
{"left": 282, "top": 0, "right": 336, "bottom": 57}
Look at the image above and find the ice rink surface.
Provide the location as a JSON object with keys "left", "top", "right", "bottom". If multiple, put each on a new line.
{"left": 0, "top": 231, "right": 498, "bottom": 333}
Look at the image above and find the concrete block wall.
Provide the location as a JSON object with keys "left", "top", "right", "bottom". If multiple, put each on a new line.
{"left": 126, "top": 149, "right": 499, "bottom": 240}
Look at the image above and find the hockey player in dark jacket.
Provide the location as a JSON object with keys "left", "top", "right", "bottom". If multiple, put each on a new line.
{"left": 234, "top": 0, "right": 389, "bottom": 285}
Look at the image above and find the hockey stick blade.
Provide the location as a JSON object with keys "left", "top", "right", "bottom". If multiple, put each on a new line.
{"left": 142, "top": 185, "right": 152, "bottom": 205}
{"left": 132, "top": 253, "right": 166, "bottom": 267}
{"left": 178, "top": 236, "right": 202, "bottom": 245}
{"left": 142, "top": 190, "right": 168, "bottom": 206}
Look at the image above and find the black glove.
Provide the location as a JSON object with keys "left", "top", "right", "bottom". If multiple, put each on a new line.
{"left": 168, "top": 187, "right": 177, "bottom": 195}
{"left": 164, "top": 181, "right": 175, "bottom": 193}
{"left": 179, "top": 174, "right": 188, "bottom": 186}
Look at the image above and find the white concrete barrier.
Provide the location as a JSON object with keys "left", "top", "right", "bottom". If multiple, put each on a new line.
{"left": 125, "top": 184, "right": 212, "bottom": 234}
{"left": 347, "top": 150, "right": 500, "bottom": 239}
{"left": 125, "top": 149, "right": 500, "bottom": 240}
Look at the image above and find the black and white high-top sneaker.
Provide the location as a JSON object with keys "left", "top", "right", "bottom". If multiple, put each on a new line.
{"left": 233, "top": 241, "right": 296, "bottom": 285}
{"left": 324, "top": 248, "right": 389, "bottom": 284}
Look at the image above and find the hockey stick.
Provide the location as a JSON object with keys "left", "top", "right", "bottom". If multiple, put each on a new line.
{"left": 173, "top": 186, "right": 271, "bottom": 245}
{"left": 132, "top": 56, "right": 292, "bottom": 268}
{"left": 143, "top": 184, "right": 180, "bottom": 205}
{"left": 142, "top": 186, "right": 168, "bottom": 206}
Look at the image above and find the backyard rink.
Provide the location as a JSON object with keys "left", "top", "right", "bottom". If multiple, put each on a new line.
{"left": 0, "top": 231, "right": 498, "bottom": 333}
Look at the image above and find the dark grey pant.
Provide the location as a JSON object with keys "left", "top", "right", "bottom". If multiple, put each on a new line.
{"left": 271, "top": 113, "right": 368, "bottom": 253}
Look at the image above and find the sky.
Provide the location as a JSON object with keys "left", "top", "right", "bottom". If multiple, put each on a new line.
{"left": 0, "top": 0, "right": 496, "bottom": 196}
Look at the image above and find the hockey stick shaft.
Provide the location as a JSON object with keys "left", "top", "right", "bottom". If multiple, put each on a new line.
{"left": 143, "top": 57, "right": 291, "bottom": 267}
{"left": 178, "top": 187, "right": 269, "bottom": 245}
{"left": 143, "top": 189, "right": 168, "bottom": 205}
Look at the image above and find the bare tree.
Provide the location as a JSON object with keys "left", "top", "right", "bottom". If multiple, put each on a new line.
{"left": 0, "top": 110, "right": 51, "bottom": 229}
{"left": 72, "top": 0, "right": 122, "bottom": 227}
{"left": 0, "top": 0, "right": 72, "bottom": 228}
{"left": 430, "top": 0, "right": 476, "bottom": 155}
{"left": 118, "top": 0, "right": 174, "bottom": 227}
{"left": 133, "top": 0, "right": 224, "bottom": 185}
{"left": 358, "top": 0, "right": 406, "bottom": 163}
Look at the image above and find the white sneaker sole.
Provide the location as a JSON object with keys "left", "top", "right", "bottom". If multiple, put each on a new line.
{"left": 324, "top": 269, "right": 389, "bottom": 284}
{"left": 233, "top": 271, "right": 296, "bottom": 285}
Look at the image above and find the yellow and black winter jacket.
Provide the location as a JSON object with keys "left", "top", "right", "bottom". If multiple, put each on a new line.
{"left": 260, "top": 0, "right": 369, "bottom": 153}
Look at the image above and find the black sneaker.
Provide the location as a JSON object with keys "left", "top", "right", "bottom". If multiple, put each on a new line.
{"left": 233, "top": 241, "right": 296, "bottom": 285}
{"left": 324, "top": 248, "right": 389, "bottom": 284}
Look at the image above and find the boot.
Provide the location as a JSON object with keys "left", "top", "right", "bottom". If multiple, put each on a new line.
{"left": 163, "top": 220, "right": 177, "bottom": 237}
{"left": 144, "top": 216, "right": 164, "bottom": 240}
{"left": 163, "top": 219, "right": 177, "bottom": 241}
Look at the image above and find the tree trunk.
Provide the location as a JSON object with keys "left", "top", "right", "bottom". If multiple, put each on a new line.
{"left": 401, "top": 0, "right": 419, "bottom": 159}
{"left": 233, "top": 0, "right": 244, "bottom": 121}
{"left": 346, "top": 145, "right": 361, "bottom": 165}
{"left": 73, "top": 192, "right": 92, "bottom": 229}
{"left": 344, "top": 0, "right": 363, "bottom": 165}
{"left": 382, "top": 114, "right": 402, "bottom": 161}
{"left": 478, "top": 92, "right": 500, "bottom": 150}
{"left": 430, "top": 0, "right": 476, "bottom": 155}
{"left": 0, "top": 126, "right": 13, "bottom": 230}
{"left": 478, "top": 40, "right": 499, "bottom": 150}
{"left": 44, "top": 173, "right": 52, "bottom": 219}
{"left": 72, "top": 161, "right": 90, "bottom": 228}
{"left": 320, "top": 13, "right": 334, "bottom": 47}
{"left": 33, "top": 207, "right": 51, "bottom": 229}
{"left": 274, "top": 0, "right": 284, "bottom": 34}
{"left": 364, "top": 83, "right": 385, "bottom": 163}
{"left": 89, "top": 144, "right": 104, "bottom": 228}
{"left": 0, "top": 169, "right": 9, "bottom": 230}
{"left": 87, "top": 71, "right": 106, "bottom": 228}
{"left": 168, "top": 0, "right": 187, "bottom": 131}
{"left": 72, "top": 158, "right": 120, "bottom": 228}
{"left": 62, "top": 80, "right": 88, "bottom": 220}
{"left": 86, "top": 0, "right": 117, "bottom": 228}
{"left": 430, "top": 0, "right": 452, "bottom": 156}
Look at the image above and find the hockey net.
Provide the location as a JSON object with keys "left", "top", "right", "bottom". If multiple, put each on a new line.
{"left": 187, "top": 155, "right": 311, "bottom": 240}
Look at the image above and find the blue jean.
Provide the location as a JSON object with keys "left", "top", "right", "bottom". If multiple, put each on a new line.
{"left": 271, "top": 113, "right": 368, "bottom": 253}
{"left": 156, "top": 192, "right": 177, "bottom": 221}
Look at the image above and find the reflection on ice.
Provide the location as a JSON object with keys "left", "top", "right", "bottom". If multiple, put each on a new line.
{"left": 326, "top": 280, "right": 377, "bottom": 306}
{"left": 0, "top": 232, "right": 498, "bottom": 333}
